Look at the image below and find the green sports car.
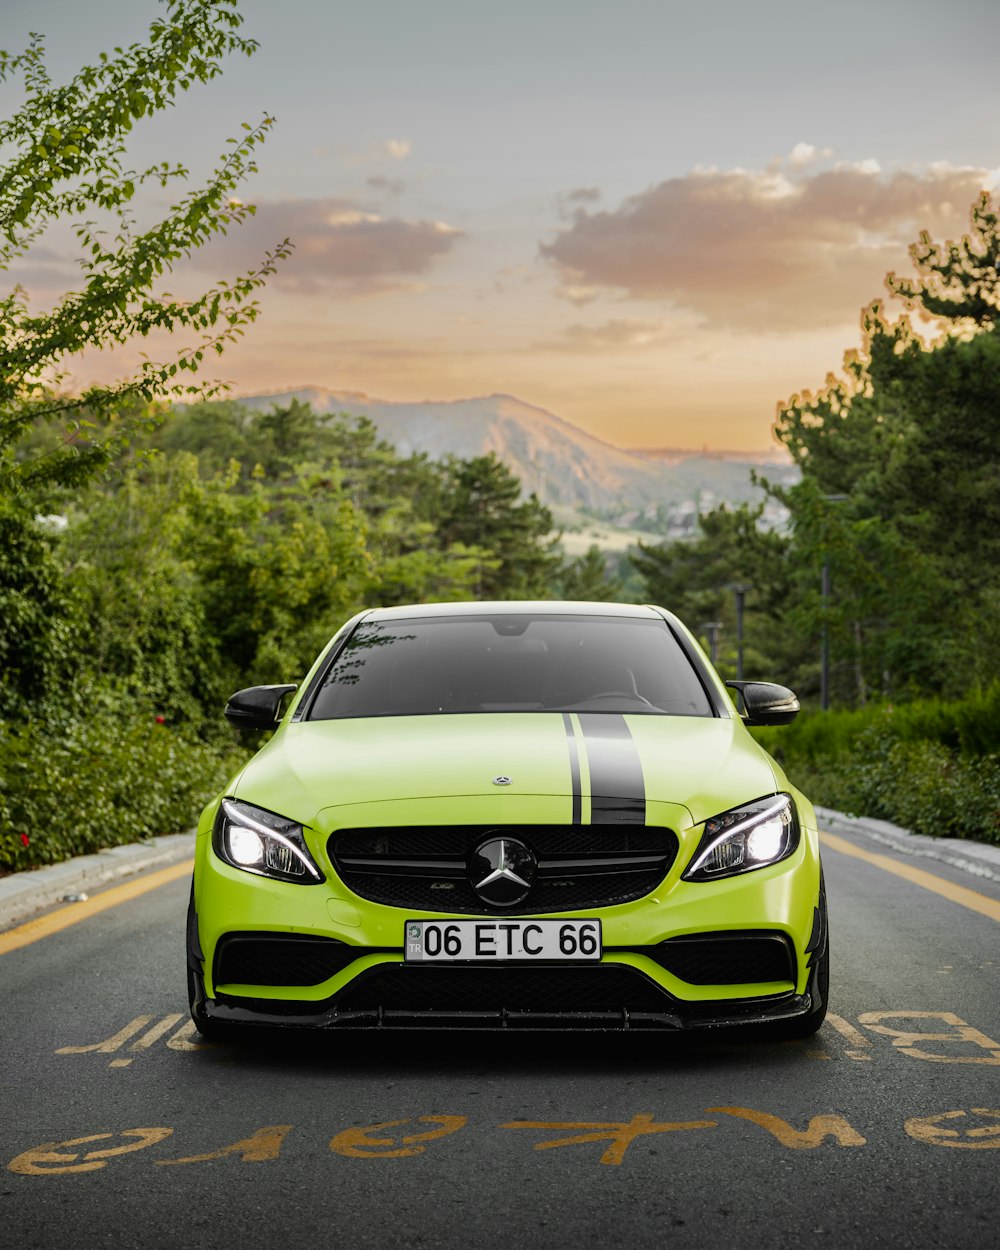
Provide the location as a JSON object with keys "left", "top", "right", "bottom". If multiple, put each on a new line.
{"left": 187, "top": 601, "right": 828, "bottom": 1036}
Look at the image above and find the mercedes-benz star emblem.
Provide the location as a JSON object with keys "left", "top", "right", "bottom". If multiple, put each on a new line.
{"left": 470, "top": 837, "right": 536, "bottom": 907}
{"left": 492, "top": 775, "right": 512, "bottom": 786}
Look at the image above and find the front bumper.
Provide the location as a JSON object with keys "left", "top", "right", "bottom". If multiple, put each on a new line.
{"left": 189, "top": 815, "right": 825, "bottom": 1032}
{"left": 189, "top": 961, "right": 823, "bottom": 1033}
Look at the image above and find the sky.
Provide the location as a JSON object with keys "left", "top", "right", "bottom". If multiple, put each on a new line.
{"left": 3, "top": 0, "right": 1000, "bottom": 451}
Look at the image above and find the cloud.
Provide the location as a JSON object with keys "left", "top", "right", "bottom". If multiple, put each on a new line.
{"left": 537, "top": 317, "right": 685, "bottom": 353}
{"left": 557, "top": 185, "right": 603, "bottom": 221}
{"left": 541, "top": 162, "right": 994, "bottom": 330}
{"left": 788, "top": 142, "right": 834, "bottom": 167}
{"left": 379, "top": 138, "right": 412, "bottom": 160}
{"left": 201, "top": 197, "right": 463, "bottom": 295}
{"left": 367, "top": 175, "right": 407, "bottom": 196}
{"left": 565, "top": 187, "right": 601, "bottom": 204}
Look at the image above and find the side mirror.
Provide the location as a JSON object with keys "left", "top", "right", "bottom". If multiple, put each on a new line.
{"left": 224, "top": 684, "right": 298, "bottom": 731}
{"left": 726, "top": 680, "right": 800, "bottom": 727}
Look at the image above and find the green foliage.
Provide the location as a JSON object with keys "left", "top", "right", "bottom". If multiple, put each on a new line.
{"left": 175, "top": 457, "right": 372, "bottom": 685}
{"left": 152, "top": 403, "right": 500, "bottom": 609}
{"left": 1, "top": 397, "right": 591, "bottom": 873}
{"left": 756, "top": 683, "right": 1000, "bottom": 766}
{"left": 0, "top": 0, "right": 289, "bottom": 494}
{"left": 784, "top": 736, "right": 1000, "bottom": 846}
{"left": 887, "top": 191, "right": 1000, "bottom": 328}
{"left": 60, "top": 459, "right": 218, "bottom": 722}
{"left": 729, "top": 190, "right": 1000, "bottom": 705}
{"left": 631, "top": 504, "right": 800, "bottom": 682}
{"left": 0, "top": 685, "right": 246, "bottom": 873}
{"left": 435, "top": 453, "right": 562, "bottom": 598}
{"left": 555, "top": 545, "right": 624, "bottom": 602}
{"left": 755, "top": 685, "right": 1000, "bottom": 844}
{"left": 0, "top": 2, "right": 289, "bottom": 872}
{"left": 0, "top": 498, "right": 76, "bottom": 715}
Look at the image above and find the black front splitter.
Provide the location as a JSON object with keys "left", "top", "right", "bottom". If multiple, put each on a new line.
{"left": 201, "top": 993, "right": 814, "bottom": 1033}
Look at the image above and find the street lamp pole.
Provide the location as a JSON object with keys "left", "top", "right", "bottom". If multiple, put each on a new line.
{"left": 820, "top": 495, "right": 847, "bottom": 712}
{"left": 701, "top": 621, "right": 723, "bottom": 666}
{"left": 820, "top": 560, "right": 831, "bottom": 711}
{"left": 731, "top": 583, "right": 750, "bottom": 680}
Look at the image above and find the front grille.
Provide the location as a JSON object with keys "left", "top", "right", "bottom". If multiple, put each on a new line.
{"left": 647, "top": 932, "right": 795, "bottom": 984}
{"left": 334, "top": 964, "right": 674, "bottom": 1015}
{"left": 329, "top": 824, "right": 677, "bottom": 914}
{"left": 214, "top": 933, "right": 368, "bottom": 987}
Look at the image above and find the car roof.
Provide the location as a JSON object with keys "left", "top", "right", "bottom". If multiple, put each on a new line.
{"left": 363, "top": 601, "right": 665, "bottom": 623}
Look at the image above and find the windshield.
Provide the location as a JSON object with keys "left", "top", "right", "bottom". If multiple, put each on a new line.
{"left": 307, "top": 614, "right": 714, "bottom": 720}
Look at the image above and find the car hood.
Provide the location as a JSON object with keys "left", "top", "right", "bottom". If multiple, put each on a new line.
{"left": 233, "top": 712, "right": 780, "bottom": 831}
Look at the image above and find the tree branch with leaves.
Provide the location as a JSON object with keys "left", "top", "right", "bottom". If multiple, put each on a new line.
{"left": 0, "top": 0, "right": 290, "bottom": 493}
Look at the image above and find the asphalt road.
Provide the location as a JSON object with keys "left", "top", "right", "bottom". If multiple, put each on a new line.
{"left": 2, "top": 828, "right": 999, "bottom": 1250}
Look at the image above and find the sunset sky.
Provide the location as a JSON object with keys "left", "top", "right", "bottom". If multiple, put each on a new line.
{"left": 4, "top": 0, "right": 1000, "bottom": 451}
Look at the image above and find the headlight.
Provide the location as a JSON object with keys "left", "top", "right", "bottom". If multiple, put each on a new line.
{"left": 213, "top": 799, "right": 323, "bottom": 884}
{"left": 682, "top": 794, "right": 799, "bottom": 881}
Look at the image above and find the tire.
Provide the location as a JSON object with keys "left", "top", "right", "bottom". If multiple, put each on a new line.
{"left": 186, "top": 885, "right": 241, "bottom": 1043}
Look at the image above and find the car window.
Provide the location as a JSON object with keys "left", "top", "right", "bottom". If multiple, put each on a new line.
{"left": 307, "top": 614, "right": 714, "bottom": 719}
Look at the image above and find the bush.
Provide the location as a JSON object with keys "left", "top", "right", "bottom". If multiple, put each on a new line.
{"left": 0, "top": 687, "right": 247, "bottom": 874}
{"left": 756, "top": 686, "right": 1000, "bottom": 845}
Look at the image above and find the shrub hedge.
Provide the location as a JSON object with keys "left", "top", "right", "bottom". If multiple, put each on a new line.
{"left": 0, "top": 688, "right": 247, "bottom": 875}
{"left": 756, "top": 684, "right": 1000, "bottom": 845}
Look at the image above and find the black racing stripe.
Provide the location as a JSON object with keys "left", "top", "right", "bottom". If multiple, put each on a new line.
{"left": 578, "top": 713, "right": 646, "bottom": 825}
{"left": 562, "top": 712, "right": 582, "bottom": 825}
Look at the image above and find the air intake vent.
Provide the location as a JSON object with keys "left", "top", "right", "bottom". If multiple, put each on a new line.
{"left": 648, "top": 932, "right": 795, "bottom": 985}
{"left": 214, "top": 933, "right": 367, "bottom": 987}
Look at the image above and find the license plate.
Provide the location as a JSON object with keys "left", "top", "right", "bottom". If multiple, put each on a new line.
{"left": 404, "top": 918, "right": 601, "bottom": 962}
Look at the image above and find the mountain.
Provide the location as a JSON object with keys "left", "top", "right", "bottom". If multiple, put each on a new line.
{"left": 234, "top": 386, "right": 797, "bottom": 524}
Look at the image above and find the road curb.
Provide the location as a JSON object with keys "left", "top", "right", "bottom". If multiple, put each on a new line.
{"left": 816, "top": 806, "right": 1000, "bottom": 884}
{"left": 0, "top": 832, "right": 195, "bottom": 929}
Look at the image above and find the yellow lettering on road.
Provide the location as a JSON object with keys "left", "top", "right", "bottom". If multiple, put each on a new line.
{"left": 166, "top": 1019, "right": 211, "bottom": 1051}
{"left": 904, "top": 1109, "right": 1000, "bottom": 1149}
{"left": 8, "top": 1129, "right": 172, "bottom": 1176}
{"left": 56, "top": 1016, "right": 156, "bottom": 1055}
{"left": 708, "top": 1107, "right": 866, "bottom": 1148}
{"left": 130, "top": 1014, "right": 184, "bottom": 1050}
{"left": 330, "top": 1116, "right": 468, "bottom": 1159}
{"left": 156, "top": 1126, "right": 292, "bottom": 1166}
{"left": 825, "top": 1013, "right": 874, "bottom": 1061}
{"left": 57, "top": 1013, "right": 197, "bottom": 1067}
{"left": 819, "top": 832, "right": 1000, "bottom": 925}
{"left": 0, "top": 860, "right": 193, "bottom": 956}
{"left": 502, "top": 1113, "right": 717, "bottom": 1166}
{"left": 859, "top": 1011, "right": 1000, "bottom": 1064}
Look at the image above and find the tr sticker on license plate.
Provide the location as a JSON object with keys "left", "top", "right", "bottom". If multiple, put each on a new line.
{"left": 404, "top": 918, "right": 601, "bottom": 962}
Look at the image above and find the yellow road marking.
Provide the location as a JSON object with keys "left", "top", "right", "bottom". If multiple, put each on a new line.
{"left": 0, "top": 860, "right": 193, "bottom": 956}
{"left": 820, "top": 831, "right": 1000, "bottom": 925}
{"left": 826, "top": 1011, "right": 874, "bottom": 1060}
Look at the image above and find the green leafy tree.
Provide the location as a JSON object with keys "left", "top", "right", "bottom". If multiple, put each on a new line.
{"left": 0, "top": 1, "right": 290, "bottom": 716}
{"left": 62, "top": 459, "right": 226, "bottom": 723}
{"left": 556, "top": 545, "right": 624, "bottom": 602}
{"left": 152, "top": 401, "right": 500, "bottom": 606}
{"left": 0, "top": 499, "right": 74, "bottom": 716}
{"left": 887, "top": 191, "right": 999, "bottom": 327}
{"left": 772, "top": 192, "right": 1000, "bottom": 702}
{"left": 435, "top": 453, "right": 561, "bottom": 598}
{"left": 176, "top": 459, "right": 372, "bottom": 686}
{"left": 632, "top": 505, "right": 797, "bottom": 682}
{"left": 0, "top": 0, "right": 289, "bottom": 494}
